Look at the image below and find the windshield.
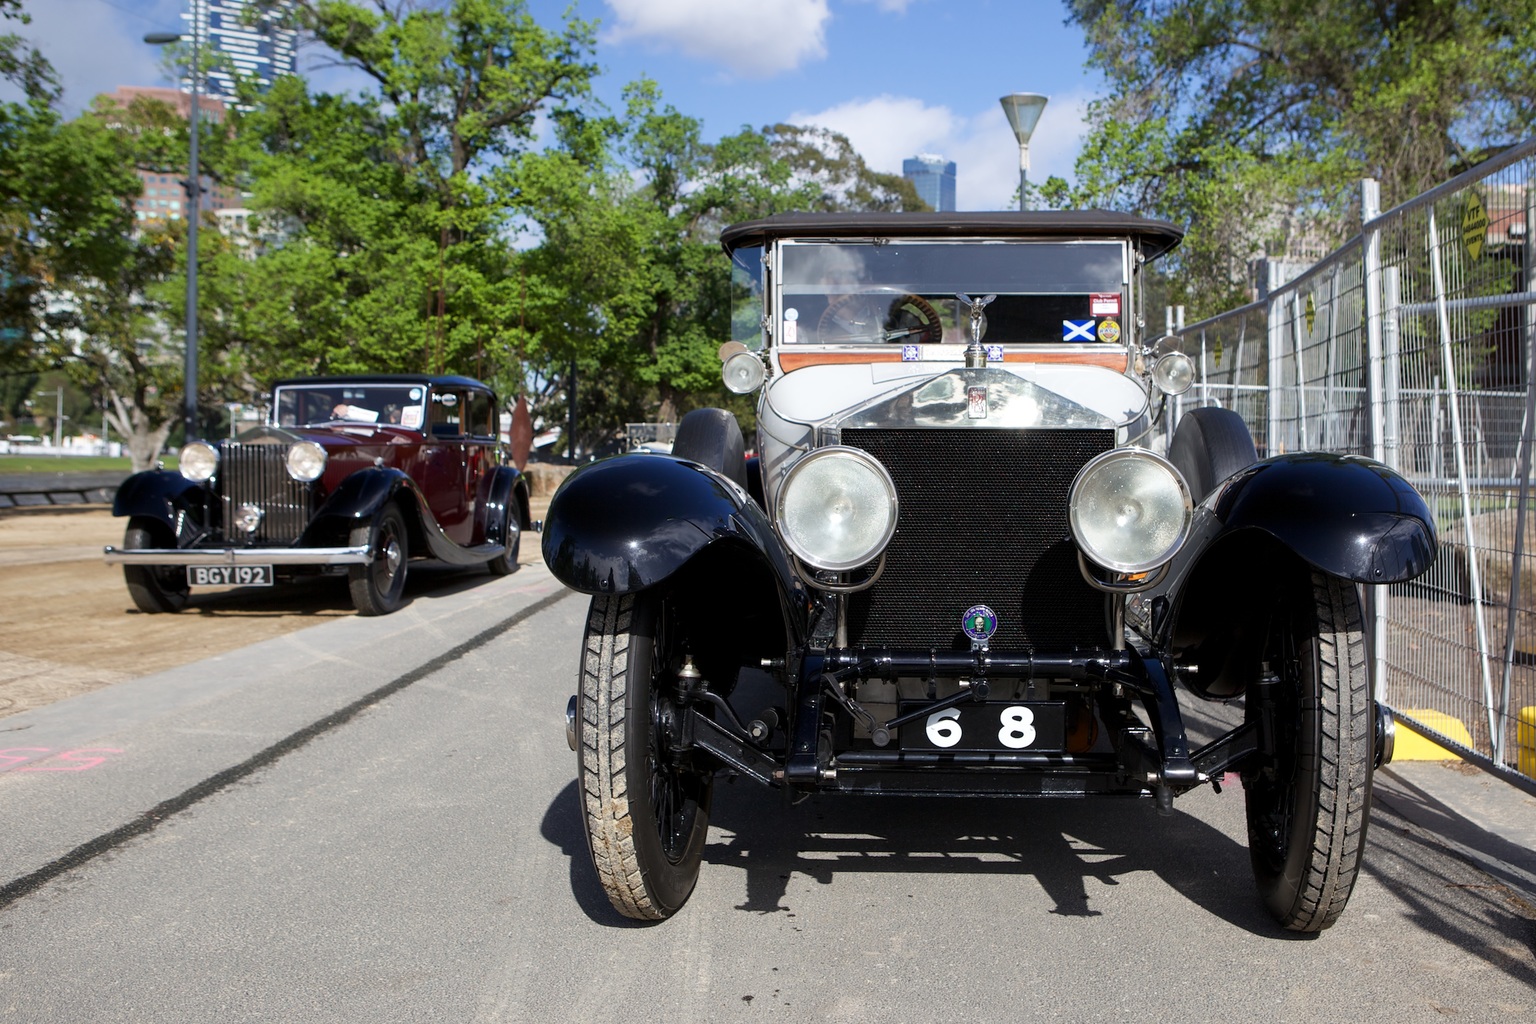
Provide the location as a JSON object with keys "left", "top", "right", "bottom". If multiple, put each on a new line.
{"left": 776, "top": 240, "right": 1128, "bottom": 346}
{"left": 273, "top": 384, "right": 428, "bottom": 430}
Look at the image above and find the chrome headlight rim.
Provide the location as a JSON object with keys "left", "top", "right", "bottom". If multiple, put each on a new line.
{"left": 285, "top": 440, "right": 328, "bottom": 483}
{"left": 178, "top": 440, "right": 220, "bottom": 483}
{"left": 1151, "top": 350, "right": 1195, "bottom": 396}
{"left": 1069, "top": 448, "right": 1192, "bottom": 575}
{"left": 775, "top": 445, "right": 898, "bottom": 573}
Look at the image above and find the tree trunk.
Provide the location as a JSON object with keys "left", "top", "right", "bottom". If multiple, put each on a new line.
{"left": 106, "top": 392, "right": 175, "bottom": 472}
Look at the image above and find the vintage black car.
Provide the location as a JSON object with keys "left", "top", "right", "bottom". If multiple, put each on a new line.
{"left": 105, "top": 374, "right": 530, "bottom": 616}
{"left": 541, "top": 212, "right": 1436, "bottom": 931}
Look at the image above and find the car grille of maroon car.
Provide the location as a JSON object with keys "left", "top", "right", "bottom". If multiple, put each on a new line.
{"left": 839, "top": 428, "right": 1115, "bottom": 651}
{"left": 219, "top": 444, "right": 312, "bottom": 544}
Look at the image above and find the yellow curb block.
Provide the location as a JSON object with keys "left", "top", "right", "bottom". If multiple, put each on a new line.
{"left": 1519, "top": 707, "right": 1536, "bottom": 779}
{"left": 1394, "top": 710, "right": 1474, "bottom": 760}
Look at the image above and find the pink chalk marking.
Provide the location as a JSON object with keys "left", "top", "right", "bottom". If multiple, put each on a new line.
{"left": 1, "top": 748, "right": 123, "bottom": 772}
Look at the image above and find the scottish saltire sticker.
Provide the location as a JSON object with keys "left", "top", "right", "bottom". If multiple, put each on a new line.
{"left": 1097, "top": 319, "right": 1122, "bottom": 343}
{"left": 962, "top": 605, "right": 998, "bottom": 643}
{"left": 1063, "top": 319, "right": 1095, "bottom": 341}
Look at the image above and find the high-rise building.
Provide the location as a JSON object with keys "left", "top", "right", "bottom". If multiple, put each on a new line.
{"left": 99, "top": 86, "right": 241, "bottom": 226}
{"left": 902, "top": 154, "right": 957, "bottom": 212}
{"left": 183, "top": 0, "right": 299, "bottom": 107}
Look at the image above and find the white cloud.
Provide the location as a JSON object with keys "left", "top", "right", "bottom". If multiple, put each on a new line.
{"left": 788, "top": 88, "right": 1097, "bottom": 210}
{"left": 601, "top": 0, "right": 831, "bottom": 78}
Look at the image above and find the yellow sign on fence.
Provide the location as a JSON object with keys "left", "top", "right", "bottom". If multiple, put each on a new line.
{"left": 1463, "top": 193, "right": 1490, "bottom": 260}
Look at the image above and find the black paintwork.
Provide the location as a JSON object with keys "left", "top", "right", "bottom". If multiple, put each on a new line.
{"left": 541, "top": 452, "right": 798, "bottom": 603}
{"left": 1207, "top": 452, "right": 1437, "bottom": 583}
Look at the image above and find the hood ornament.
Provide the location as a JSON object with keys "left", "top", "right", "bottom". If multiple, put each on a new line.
{"left": 956, "top": 293, "right": 996, "bottom": 368}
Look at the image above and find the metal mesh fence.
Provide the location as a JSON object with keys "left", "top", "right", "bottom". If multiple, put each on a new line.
{"left": 1176, "top": 139, "right": 1536, "bottom": 778}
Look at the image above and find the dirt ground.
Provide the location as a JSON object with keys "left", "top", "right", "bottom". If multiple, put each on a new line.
{"left": 0, "top": 502, "right": 549, "bottom": 720}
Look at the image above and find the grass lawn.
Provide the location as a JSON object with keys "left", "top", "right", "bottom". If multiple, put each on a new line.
{"left": 0, "top": 454, "right": 176, "bottom": 473}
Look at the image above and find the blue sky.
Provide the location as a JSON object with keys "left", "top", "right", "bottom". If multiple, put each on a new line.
{"left": 8, "top": 0, "right": 1104, "bottom": 210}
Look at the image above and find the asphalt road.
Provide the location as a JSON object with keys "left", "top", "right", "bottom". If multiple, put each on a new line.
{"left": 2, "top": 562, "right": 1533, "bottom": 1023}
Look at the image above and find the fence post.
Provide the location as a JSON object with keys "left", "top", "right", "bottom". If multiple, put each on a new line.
{"left": 1429, "top": 204, "right": 1500, "bottom": 749}
{"left": 1266, "top": 264, "right": 1285, "bottom": 453}
{"left": 1496, "top": 177, "right": 1536, "bottom": 764}
{"left": 1362, "top": 180, "right": 1390, "bottom": 703}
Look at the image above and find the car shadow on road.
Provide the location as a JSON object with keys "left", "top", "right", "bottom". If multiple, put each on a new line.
{"left": 538, "top": 774, "right": 1276, "bottom": 933}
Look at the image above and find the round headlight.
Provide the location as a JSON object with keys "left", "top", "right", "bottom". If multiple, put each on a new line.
{"left": 722, "top": 351, "right": 767, "bottom": 395}
{"left": 777, "top": 446, "right": 898, "bottom": 572}
{"left": 1152, "top": 351, "right": 1195, "bottom": 395}
{"left": 1069, "top": 449, "right": 1192, "bottom": 574}
{"left": 285, "top": 440, "right": 327, "bottom": 482}
{"left": 179, "top": 440, "right": 219, "bottom": 483}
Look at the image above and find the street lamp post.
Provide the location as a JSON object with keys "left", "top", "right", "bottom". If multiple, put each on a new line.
{"left": 999, "top": 93, "right": 1048, "bottom": 212}
{"left": 145, "top": 21, "right": 202, "bottom": 443}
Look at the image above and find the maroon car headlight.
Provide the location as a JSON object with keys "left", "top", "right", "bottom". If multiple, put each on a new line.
{"left": 179, "top": 441, "right": 219, "bottom": 483}
{"left": 285, "top": 440, "right": 327, "bottom": 482}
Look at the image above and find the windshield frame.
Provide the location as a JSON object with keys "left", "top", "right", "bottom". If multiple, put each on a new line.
{"left": 770, "top": 237, "right": 1136, "bottom": 351}
{"left": 271, "top": 383, "right": 431, "bottom": 431}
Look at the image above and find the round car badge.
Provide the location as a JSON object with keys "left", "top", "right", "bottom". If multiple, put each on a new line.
{"left": 961, "top": 604, "right": 998, "bottom": 643}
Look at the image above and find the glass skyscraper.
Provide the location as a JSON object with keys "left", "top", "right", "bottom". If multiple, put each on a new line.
{"left": 182, "top": 0, "right": 299, "bottom": 107}
{"left": 902, "top": 154, "right": 957, "bottom": 212}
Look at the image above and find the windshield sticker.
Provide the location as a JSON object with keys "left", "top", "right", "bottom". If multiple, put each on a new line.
{"left": 409, "top": 388, "right": 422, "bottom": 400}
{"left": 783, "top": 307, "right": 799, "bottom": 344}
{"left": 1063, "top": 319, "right": 1095, "bottom": 342}
{"left": 401, "top": 406, "right": 424, "bottom": 428}
{"left": 986, "top": 344, "right": 1004, "bottom": 362}
{"left": 1097, "top": 319, "right": 1122, "bottom": 343}
{"left": 1091, "top": 292, "right": 1121, "bottom": 316}
{"left": 902, "top": 344, "right": 920, "bottom": 361}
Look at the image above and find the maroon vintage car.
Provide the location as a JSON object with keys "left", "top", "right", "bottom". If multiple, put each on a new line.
{"left": 104, "top": 374, "right": 530, "bottom": 615}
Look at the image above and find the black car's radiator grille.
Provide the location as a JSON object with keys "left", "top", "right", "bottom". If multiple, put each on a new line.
{"left": 841, "top": 428, "right": 1114, "bottom": 651}
{"left": 219, "top": 443, "right": 312, "bottom": 544}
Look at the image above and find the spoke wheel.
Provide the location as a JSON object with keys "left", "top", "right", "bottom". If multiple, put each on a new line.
{"left": 348, "top": 503, "right": 408, "bottom": 615}
{"left": 121, "top": 519, "right": 188, "bottom": 614}
{"left": 577, "top": 592, "right": 712, "bottom": 920}
{"left": 1244, "top": 570, "right": 1373, "bottom": 932}
{"left": 486, "top": 500, "right": 521, "bottom": 576}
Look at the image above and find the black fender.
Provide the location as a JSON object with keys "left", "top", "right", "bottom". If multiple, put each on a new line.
{"left": 1208, "top": 452, "right": 1436, "bottom": 582}
{"left": 483, "top": 465, "right": 529, "bottom": 546}
{"left": 304, "top": 466, "right": 413, "bottom": 546}
{"left": 112, "top": 470, "right": 210, "bottom": 535}
{"left": 542, "top": 452, "right": 805, "bottom": 633}
{"left": 1153, "top": 452, "right": 1436, "bottom": 699}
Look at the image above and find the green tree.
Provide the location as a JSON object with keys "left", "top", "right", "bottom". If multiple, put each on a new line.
{"left": 219, "top": 0, "right": 597, "bottom": 389}
{"left": 510, "top": 81, "right": 926, "bottom": 455}
{"left": 1047, "top": 0, "right": 1536, "bottom": 317}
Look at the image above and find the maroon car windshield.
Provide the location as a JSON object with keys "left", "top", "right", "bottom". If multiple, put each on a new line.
{"left": 274, "top": 384, "right": 428, "bottom": 430}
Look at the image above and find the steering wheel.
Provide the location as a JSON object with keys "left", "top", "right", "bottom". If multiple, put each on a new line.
{"left": 817, "top": 289, "right": 944, "bottom": 345}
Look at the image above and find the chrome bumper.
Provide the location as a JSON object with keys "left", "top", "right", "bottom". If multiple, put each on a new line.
{"left": 103, "top": 545, "right": 372, "bottom": 566}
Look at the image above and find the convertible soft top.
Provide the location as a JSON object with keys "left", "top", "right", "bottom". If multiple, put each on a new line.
{"left": 720, "top": 210, "right": 1185, "bottom": 261}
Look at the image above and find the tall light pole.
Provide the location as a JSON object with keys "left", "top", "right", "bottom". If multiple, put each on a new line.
{"left": 999, "top": 93, "right": 1048, "bottom": 212}
{"left": 145, "top": 18, "right": 201, "bottom": 443}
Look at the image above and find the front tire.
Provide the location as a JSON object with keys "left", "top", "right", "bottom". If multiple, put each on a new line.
{"left": 1244, "top": 570, "right": 1373, "bottom": 932}
{"left": 577, "top": 592, "right": 712, "bottom": 920}
{"left": 348, "top": 503, "right": 408, "bottom": 615}
{"left": 122, "top": 519, "right": 188, "bottom": 614}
